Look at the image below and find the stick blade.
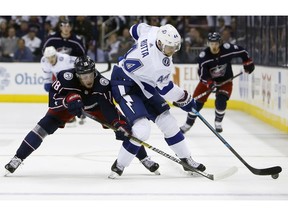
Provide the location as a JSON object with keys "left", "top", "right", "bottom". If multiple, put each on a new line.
{"left": 251, "top": 166, "right": 282, "bottom": 176}
{"left": 213, "top": 166, "right": 238, "bottom": 181}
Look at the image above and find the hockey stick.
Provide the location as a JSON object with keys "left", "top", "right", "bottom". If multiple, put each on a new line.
{"left": 192, "top": 108, "right": 282, "bottom": 179}
{"left": 82, "top": 110, "right": 237, "bottom": 180}
{"left": 99, "top": 61, "right": 112, "bottom": 74}
{"left": 194, "top": 72, "right": 243, "bottom": 100}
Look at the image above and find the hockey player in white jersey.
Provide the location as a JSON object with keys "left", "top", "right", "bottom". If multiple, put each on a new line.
{"left": 41, "top": 46, "right": 76, "bottom": 92}
{"left": 109, "top": 23, "right": 206, "bottom": 178}
{"left": 40, "top": 46, "right": 85, "bottom": 125}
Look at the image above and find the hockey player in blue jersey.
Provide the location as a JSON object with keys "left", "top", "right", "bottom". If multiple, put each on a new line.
{"left": 180, "top": 32, "right": 255, "bottom": 134}
{"left": 42, "top": 19, "right": 86, "bottom": 57}
{"left": 108, "top": 23, "right": 206, "bottom": 178}
{"left": 5, "top": 56, "right": 159, "bottom": 175}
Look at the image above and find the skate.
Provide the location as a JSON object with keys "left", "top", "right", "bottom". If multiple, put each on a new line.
{"left": 180, "top": 156, "right": 206, "bottom": 175}
{"left": 108, "top": 160, "right": 124, "bottom": 179}
{"left": 180, "top": 114, "right": 196, "bottom": 134}
{"left": 180, "top": 123, "right": 192, "bottom": 134}
{"left": 215, "top": 121, "right": 223, "bottom": 133}
{"left": 78, "top": 115, "right": 86, "bottom": 125}
{"left": 5, "top": 156, "right": 23, "bottom": 174}
{"left": 140, "top": 156, "right": 160, "bottom": 175}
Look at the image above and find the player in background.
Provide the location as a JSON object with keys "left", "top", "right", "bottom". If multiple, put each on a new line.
{"left": 180, "top": 32, "right": 255, "bottom": 134}
{"left": 108, "top": 23, "right": 206, "bottom": 179}
{"left": 5, "top": 56, "right": 159, "bottom": 176}
{"left": 41, "top": 19, "right": 86, "bottom": 57}
{"left": 41, "top": 46, "right": 76, "bottom": 92}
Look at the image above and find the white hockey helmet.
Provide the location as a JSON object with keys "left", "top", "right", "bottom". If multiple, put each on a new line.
{"left": 44, "top": 46, "right": 57, "bottom": 58}
{"left": 156, "top": 24, "right": 181, "bottom": 56}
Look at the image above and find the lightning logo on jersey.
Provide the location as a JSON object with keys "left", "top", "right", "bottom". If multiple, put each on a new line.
{"left": 123, "top": 95, "right": 135, "bottom": 114}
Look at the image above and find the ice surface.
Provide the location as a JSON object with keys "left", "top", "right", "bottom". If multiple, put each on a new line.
{"left": 0, "top": 103, "right": 287, "bottom": 215}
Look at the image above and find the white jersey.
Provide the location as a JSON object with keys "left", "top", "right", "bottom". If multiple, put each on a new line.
{"left": 40, "top": 52, "right": 76, "bottom": 84}
{"left": 118, "top": 23, "right": 184, "bottom": 101}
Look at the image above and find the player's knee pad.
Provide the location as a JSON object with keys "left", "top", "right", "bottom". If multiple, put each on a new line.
{"left": 38, "top": 115, "right": 61, "bottom": 135}
{"left": 155, "top": 110, "right": 179, "bottom": 137}
{"left": 215, "top": 94, "right": 229, "bottom": 111}
{"left": 132, "top": 117, "right": 151, "bottom": 141}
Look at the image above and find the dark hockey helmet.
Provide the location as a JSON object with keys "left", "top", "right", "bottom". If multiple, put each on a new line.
{"left": 208, "top": 32, "right": 221, "bottom": 42}
{"left": 59, "top": 18, "right": 73, "bottom": 27}
{"left": 74, "top": 56, "right": 96, "bottom": 75}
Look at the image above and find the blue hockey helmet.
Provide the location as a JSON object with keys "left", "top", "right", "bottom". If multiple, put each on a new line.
{"left": 74, "top": 56, "right": 96, "bottom": 75}
{"left": 74, "top": 56, "right": 96, "bottom": 88}
{"left": 59, "top": 18, "right": 72, "bottom": 27}
{"left": 208, "top": 32, "right": 221, "bottom": 42}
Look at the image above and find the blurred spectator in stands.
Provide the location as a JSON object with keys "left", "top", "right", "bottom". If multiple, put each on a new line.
{"left": 73, "top": 16, "right": 93, "bottom": 49}
{"left": 43, "top": 21, "right": 56, "bottom": 40}
{"left": 184, "top": 27, "right": 205, "bottom": 63}
{"left": 87, "top": 40, "right": 96, "bottom": 61}
{"left": 10, "top": 16, "right": 29, "bottom": 31}
{"left": 104, "top": 32, "right": 121, "bottom": 62}
{"left": 117, "top": 27, "right": 134, "bottom": 57}
{"left": 0, "top": 26, "right": 19, "bottom": 62}
{"left": 0, "top": 18, "right": 8, "bottom": 38}
{"left": 217, "top": 17, "right": 226, "bottom": 33}
{"left": 13, "top": 38, "right": 34, "bottom": 62}
{"left": 87, "top": 40, "right": 106, "bottom": 62}
{"left": 221, "top": 27, "right": 236, "bottom": 44}
{"left": 0, "top": 17, "right": 6, "bottom": 24}
{"left": 11, "top": 16, "right": 43, "bottom": 38}
{"left": 27, "top": 16, "right": 43, "bottom": 34}
{"left": 207, "top": 16, "right": 231, "bottom": 32}
{"left": 15, "top": 20, "right": 30, "bottom": 38}
{"left": 174, "top": 16, "right": 186, "bottom": 36}
{"left": 186, "top": 16, "right": 208, "bottom": 28}
{"left": 41, "top": 18, "right": 86, "bottom": 57}
{"left": 229, "top": 17, "right": 237, "bottom": 38}
{"left": 185, "top": 27, "right": 205, "bottom": 47}
{"left": 147, "top": 16, "right": 160, "bottom": 26}
{"left": 45, "top": 16, "right": 60, "bottom": 30}
{"left": 22, "top": 26, "right": 42, "bottom": 60}
{"left": 160, "top": 16, "right": 178, "bottom": 26}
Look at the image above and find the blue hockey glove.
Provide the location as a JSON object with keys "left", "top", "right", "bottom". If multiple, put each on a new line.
{"left": 44, "top": 83, "right": 52, "bottom": 92}
{"left": 112, "top": 119, "right": 131, "bottom": 141}
{"left": 243, "top": 58, "right": 255, "bottom": 74}
{"left": 65, "top": 93, "right": 84, "bottom": 118}
{"left": 173, "top": 90, "right": 197, "bottom": 112}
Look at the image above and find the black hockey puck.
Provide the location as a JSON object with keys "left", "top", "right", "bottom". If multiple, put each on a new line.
{"left": 271, "top": 174, "right": 279, "bottom": 179}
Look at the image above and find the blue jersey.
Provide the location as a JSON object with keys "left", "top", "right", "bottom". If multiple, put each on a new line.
{"left": 198, "top": 43, "right": 251, "bottom": 83}
{"left": 49, "top": 69, "right": 119, "bottom": 124}
{"left": 42, "top": 32, "right": 86, "bottom": 57}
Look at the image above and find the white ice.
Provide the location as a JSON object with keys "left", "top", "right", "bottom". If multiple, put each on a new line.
{"left": 0, "top": 103, "right": 287, "bottom": 215}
